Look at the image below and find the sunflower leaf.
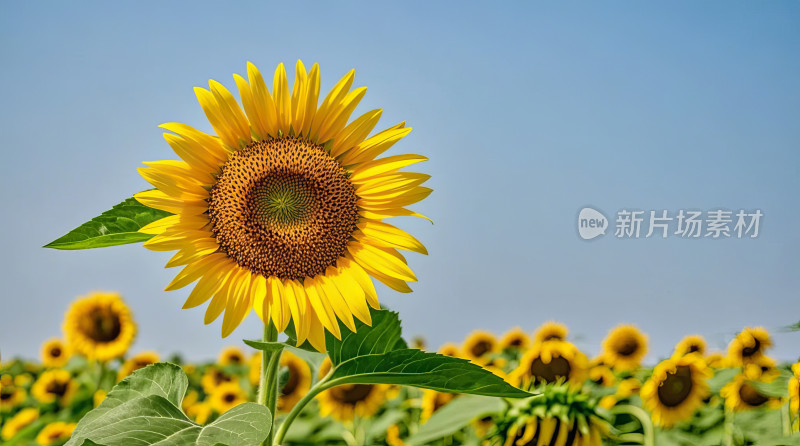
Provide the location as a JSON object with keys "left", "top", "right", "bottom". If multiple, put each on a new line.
{"left": 323, "top": 309, "right": 532, "bottom": 398}
{"left": 44, "top": 196, "right": 171, "bottom": 250}
{"left": 243, "top": 339, "right": 286, "bottom": 353}
{"left": 405, "top": 395, "right": 505, "bottom": 445}
{"left": 66, "top": 363, "right": 271, "bottom": 446}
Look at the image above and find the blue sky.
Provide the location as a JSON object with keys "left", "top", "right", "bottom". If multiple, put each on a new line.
{"left": 1, "top": 1, "right": 798, "bottom": 362}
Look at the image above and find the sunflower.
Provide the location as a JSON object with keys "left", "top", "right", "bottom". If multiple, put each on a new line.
{"left": 420, "top": 389, "right": 457, "bottom": 423}
{"left": 641, "top": 354, "right": 711, "bottom": 427}
{"left": 117, "top": 351, "right": 160, "bottom": 381}
{"left": 533, "top": 321, "right": 568, "bottom": 343}
{"left": 616, "top": 377, "right": 642, "bottom": 398}
{"left": 589, "top": 365, "right": 616, "bottom": 387}
{"left": 277, "top": 350, "right": 311, "bottom": 411}
{"left": 31, "top": 369, "right": 76, "bottom": 406}
{"left": 461, "top": 331, "right": 499, "bottom": 365}
{"left": 705, "top": 352, "right": 726, "bottom": 368}
{"left": 93, "top": 389, "right": 106, "bottom": 407}
{"left": 672, "top": 335, "right": 706, "bottom": 358}
{"left": 500, "top": 327, "right": 531, "bottom": 351}
{"left": 218, "top": 346, "right": 246, "bottom": 366}
{"left": 742, "top": 356, "right": 780, "bottom": 382}
{"left": 14, "top": 374, "right": 33, "bottom": 387}
{"left": 0, "top": 382, "right": 25, "bottom": 411}
{"left": 35, "top": 421, "right": 76, "bottom": 446}
{"left": 601, "top": 324, "right": 648, "bottom": 371}
{"left": 727, "top": 327, "right": 772, "bottom": 367}
{"left": 41, "top": 339, "right": 70, "bottom": 368}
{"left": 511, "top": 340, "right": 588, "bottom": 388}
{"left": 201, "top": 367, "right": 235, "bottom": 394}
{"left": 187, "top": 402, "right": 213, "bottom": 424}
{"left": 1, "top": 408, "right": 38, "bottom": 440}
{"left": 789, "top": 364, "right": 799, "bottom": 415}
{"left": 317, "top": 357, "right": 387, "bottom": 421}
{"left": 63, "top": 292, "right": 136, "bottom": 361}
{"left": 209, "top": 381, "right": 247, "bottom": 414}
{"left": 438, "top": 343, "right": 461, "bottom": 358}
{"left": 386, "top": 424, "right": 407, "bottom": 446}
{"left": 721, "top": 374, "right": 782, "bottom": 411}
{"left": 135, "top": 61, "right": 430, "bottom": 349}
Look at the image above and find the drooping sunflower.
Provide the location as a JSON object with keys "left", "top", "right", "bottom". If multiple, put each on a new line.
{"left": 135, "top": 61, "right": 430, "bottom": 349}
{"left": 533, "top": 321, "right": 569, "bottom": 343}
{"left": 31, "top": 369, "right": 76, "bottom": 406}
{"left": 641, "top": 354, "right": 711, "bottom": 428}
{"left": 601, "top": 324, "right": 648, "bottom": 371}
{"left": 35, "top": 421, "right": 76, "bottom": 446}
{"left": 41, "top": 338, "right": 70, "bottom": 368}
{"left": 742, "top": 356, "right": 780, "bottom": 382}
{"left": 705, "top": 352, "right": 727, "bottom": 368}
{"left": 1, "top": 408, "right": 39, "bottom": 440}
{"left": 727, "top": 327, "right": 772, "bottom": 367}
{"left": 500, "top": 327, "right": 531, "bottom": 351}
{"left": 721, "top": 374, "right": 782, "bottom": 412}
{"left": 117, "top": 351, "right": 160, "bottom": 381}
{"left": 218, "top": 346, "right": 246, "bottom": 366}
{"left": 672, "top": 335, "right": 706, "bottom": 358}
{"left": 209, "top": 381, "right": 248, "bottom": 414}
{"left": 589, "top": 365, "right": 616, "bottom": 387}
{"left": 511, "top": 340, "right": 588, "bottom": 388}
{"left": 0, "top": 382, "right": 25, "bottom": 411}
{"left": 201, "top": 367, "right": 235, "bottom": 394}
{"left": 277, "top": 350, "right": 311, "bottom": 411}
{"left": 616, "top": 377, "right": 642, "bottom": 398}
{"left": 461, "top": 331, "right": 499, "bottom": 365}
{"left": 316, "top": 357, "right": 388, "bottom": 421}
{"left": 63, "top": 292, "right": 136, "bottom": 361}
{"left": 420, "top": 388, "right": 457, "bottom": 423}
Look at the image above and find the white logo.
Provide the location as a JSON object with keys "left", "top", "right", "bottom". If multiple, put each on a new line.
{"left": 578, "top": 207, "right": 608, "bottom": 240}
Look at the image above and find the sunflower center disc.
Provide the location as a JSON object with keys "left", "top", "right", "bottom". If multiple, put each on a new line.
{"left": 530, "top": 357, "right": 571, "bottom": 383}
{"left": 81, "top": 307, "right": 122, "bottom": 343}
{"left": 209, "top": 137, "right": 359, "bottom": 280}
{"left": 615, "top": 338, "right": 639, "bottom": 356}
{"left": 657, "top": 365, "right": 693, "bottom": 407}
{"left": 739, "top": 382, "right": 769, "bottom": 407}
{"left": 332, "top": 384, "right": 373, "bottom": 405}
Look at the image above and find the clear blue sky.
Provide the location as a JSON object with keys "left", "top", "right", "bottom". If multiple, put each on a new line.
{"left": 1, "top": 1, "right": 798, "bottom": 362}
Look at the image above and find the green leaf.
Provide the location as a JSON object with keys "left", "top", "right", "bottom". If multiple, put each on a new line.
{"left": 66, "top": 363, "right": 271, "bottom": 446}
{"left": 243, "top": 339, "right": 286, "bottom": 353}
{"left": 44, "top": 196, "right": 171, "bottom": 250}
{"left": 749, "top": 372, "right": 791, "bottom": 398}
{"left": 323, "top": 308, "right": 532, "bottom": 398}
{"left": 405, "top": 395, "right": 505, "bottom": 445}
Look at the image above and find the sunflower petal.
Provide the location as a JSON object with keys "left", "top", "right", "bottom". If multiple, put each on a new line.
{"left": 328, "top": 266, "right": 371, "bottom": 326}
{"left": 338, "top": 257, "right": 379, "bottom": 309}
{"left": 304, "top": 277, "right": 341, "bottom": 339}
{"left": 330, "top": 109, "right": 382, "bottom": 157}
{"left": 183, "top": 261, "right": 233, "bottom": 309}
{"left": 165, "top": 253, "right": 226, "bottom": 291}
{"left": 347, "top": 242, "right": 417, "bottom": 282}
{"left": 349, "top": 154, "right": 428, "bottom": 183}
{"left": 309, "top": 69, "right": 355, "bottom": 141}
{"left": 247, "top": 62, "right": 279, "bottom": 138}
{"left": 317, "top": 87, "right": 367, "bottom": 144}
{"left": 356, "top": 221, "right": 428, "bottom": 254}
{"left": 273, "top": 63, "right": 291, "bottom": 134}
{"left": 252, "top": 275, "right": 269, "bottom": 323}
{"left": 315, "top": 276, "right": 356, "bottom": 333}
{"left": 339, "top": 124, "right": 412, "bottom": 166}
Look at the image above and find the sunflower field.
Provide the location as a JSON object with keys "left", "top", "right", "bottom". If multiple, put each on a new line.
{"left": 2, "top": 291, "right": 799, "bottom": 446}
{"left": 1, "top": 55, "right": 798, "bottom": 446}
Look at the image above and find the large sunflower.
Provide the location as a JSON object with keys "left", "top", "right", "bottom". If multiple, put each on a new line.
{"left": 63, "top": 292, "right": 136, "bottom": 361}
{"left": 601, "top": 324, "right": 648, "bottom": 371}
{"left": 135, "top": 61, "right": 430, "bottom": 349}
{"left": 511, "top": 340, "right": 588, "bottom": 388}
{"left": 641, "top": 354, "right": 711, "bottom": 427}
{"left": 41, "top": 339, "right": 70, "bottom": 368}
{"left": 316, "top": 357, "right": 387, "bottom": 421}
{"left": 727, "top": 326, "right": 772, "bottom": 367}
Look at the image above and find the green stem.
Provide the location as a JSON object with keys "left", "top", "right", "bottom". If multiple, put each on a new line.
{"left": 610, "top": 405, "right": 655, "bottom": 446}
{"left": 782, "top": 402, "right": 791, "bottom": 436}
{"left": 96, "top": 360, "right": 107, "bottom": 392}
{"left": 258, "top": 322, "right": 281, "bottom": 446}
{"left": 724, "top": 405, "right": 735, "bottom": 446}
{"left": 273, "top": 371, "right": 332, "bottom": 445}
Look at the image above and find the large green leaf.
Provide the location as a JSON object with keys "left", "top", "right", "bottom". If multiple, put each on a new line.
{"left": 45, "top": 196, "right": 171, "bottom": 250}
{"left": 405, "top": 395, "right": 505, "bottom": 445}
{"left": 66, "top": 363, "right": 270, "bottom": 446}
{"left": 322, "top": 309, "right": 531, "bottom": 398}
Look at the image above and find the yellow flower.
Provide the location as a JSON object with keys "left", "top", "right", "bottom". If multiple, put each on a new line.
{"left": 31, "top": 369, "right": 76, "bottom": 406}
{"left": 727, "top": 327, "right": 772, "bottom": 367}
{"left": 511, "top": 340, "right": 588, "bottom": 388}
{"left": 0, "top": 383, "right": 25, "bottom": 411}
{"left": 1, "top": 408, "right": 39, "bottom": 440}
{"left": 317, "top": 357, "right": 387, "bottom": 421}
{"left": 616, "top": 377, "right": 642, "bottom": 398}
{"left": 35, "top": 421, "right": 76, "bottom": 446}
{"left": 437, "top": 343, "right": 461, "bottom": 358}
{"left": 672, "top": 335, "right": 707, "bottom": 357}
{"left": 789, "top": 371, "right": 799, "bottom": 415}
{"left": 117, "top": 351, "right": 160, "bottom": 381}
{"left": 500, "top": 327, "right": 531, "bottom": 351}
{"left": 93, "top": 389, "right": 107, "bottom": 407}
{"left": 187, "top": 402, "right": 213, "bottom": 424}
{"left": 589, "top": 365, "right": 616, "bottom": 387}
{"left": 14, "top": 374, "right": 33, "bottom": 387}
{"left": 218, "top": 346, "right": 246, "bottom": 366}
{"left": 135, "top": 61, "right": 430, "bottom": 349}
{"left": 277, "top": 350, "right": 311, "bottom": 412}
{"left": 461, "top": 331, "right": 498, "bottom": 365}
{"left": 41, "top": 339, "right": 71, "bottom": 368}
{"left": 209, "top": 382, "right": 247, "bottom": 414}
{"left": 533, "top": 321, "right": 569, "bottom": 343}
{"left": 641, "top": 354, "right": 711, "bottom": 427}
{"left": 201, "top": 367, "right": 235, "bottom": 394}
{"left": 386, "top": 424, "right": 407, "bottom": 446}
{"left": 420, "top": 389, "right": 457, "bottom": 423}
{"left": 742, "top": 356, "right": 780, "bottom": 382}
{"left": 601, "top": 324, "right": 648, "bottom": 371}
{"left": 63, "top": 291, "right": 136, "bottom": 361}
{"left": 721, "top": 374, "right": 782, "bottom": 411}
{"left": 705, "top": 351, "right": 727, "bottom": 368}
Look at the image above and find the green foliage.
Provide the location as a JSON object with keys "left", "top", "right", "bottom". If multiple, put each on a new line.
{"left": 405, "top": 395, "right": 504, "bottom": 445}
{"left": 44, "top": 196, "right": 170, "bottom": 250}
{"left": 65, "top": 363, "right": 271, "bottom": 446}
{"left": 322, "top": 308, "right": 532, "bottom": 398}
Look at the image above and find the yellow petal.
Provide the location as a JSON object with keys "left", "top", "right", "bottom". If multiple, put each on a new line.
{"left": 139, "top": 215, "right": 179, "bottom": 235}
{"left": 359, "top": 207, "right": 433, "bottom": 223}
{"left": 358, "top": 186, "right": 433, "bottom": 209}
{"left": 134, "top": 189, "right": 207, "bottom": 216}
{"left": 159, "top": 122, "right": 229, "bottom": 164}
{"left": 205, "top": 268, "right": 243, "bottom": 324}
{"left": 339, "top": 124, "right": 412, "bottom": 166}
{"left": 234, "top": 73, "right": 267, "bottom": 140}
{"left": 330, "top": 267, "right": 371, "bottom": 326}
{"left": 221, "top": 271, "right": 252, "bottom": 337}
{"left": 330, "top": 109, "right": 382, "bottom": 157}
{"left": 356, "top": 173, "right": 431, "bottom": 197}
{"left": 247, "top": 62, "right": 279, "bottom": 138}
{"left": 273, "top": 63, "right": 291, "bottom": 134}
{"left": 304, "top": 277, "right": 341, "bottom": 339}
{"left": 306, "top": 311, "right": 327, "bottom": 352}
{"left": 317, "top": 87, "right": 367, "bottom": 143}
{"left": 349, "top": 154, "right": 428, "bottom": 183}
{"left": 183, "top": 261, "right": 233, "bottom": 309}
{"left": 165, "top": 244, "right": 219, "bottom": 268}
{"left": 268, "top": 276, "right": 291, "bottom": 331}
{"left": 208, "top": 79, "right": 251, "bottom": 145}
{"left": 290, "top": 60, "right": 309, "bottom": 134}
{"left": 252, "top": 275, "right": 269, "bottom": 323}
{"left": 194, "top": 86, "right": 239, "bottom": 149}
{"left": 347, "top": 242, "right": 417, "bottom": 282}
{"left": 338, "top": 257, "right": 379, "bottom": 309}
{"left": 165, "top": 253, "right": 226, "bottom": 291}
{"left": 300, "top": 63, "right": 320, "bottom": 136}
{"left": 286, "top": 280, "right": 309, "bottom": 344}
{"left": 315, "top": 276, "right": 356, "bottom": 333}
{"left": 309, "top": 69, "right": 355, "bottom": 141}
{"left": 356, "top": 221, "right": 428, "bottom": 255}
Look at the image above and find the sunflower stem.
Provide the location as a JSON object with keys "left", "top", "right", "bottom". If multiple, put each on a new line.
{"left": 273, "top": 371, "right": 331, "bottom": 445}
{"left": 258, "top": 322, "right": 281, "bottom": 446}
{"left": 723, "top": 405, "right": 735, "bottom": 446}
{"left": 609, "top": 405, "right": 654, "bottom": 446}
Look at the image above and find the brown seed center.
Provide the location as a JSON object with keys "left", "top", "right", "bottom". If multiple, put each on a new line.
{"left": 615, "top": 338, "right": 639, "bottom": 356}
{"left": 741, "top": 339, "right": 761, "bottom": 357}
{"left": 739, "top": 382, "right": 769, "bottom": 407}
{"left": 79, "top": 307, "right": 122, "bottom": 343}
{"left": 530, "top": 356, "right": 572, "bottom": 383}
{"left": 208, "top": 137, "right": 359, "bottom": 280}
{"left": 331, "top": 384, "right": 373, "bottom": 405}
{"left": 657, "top": 365, "right": 694, "bottom": 407}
